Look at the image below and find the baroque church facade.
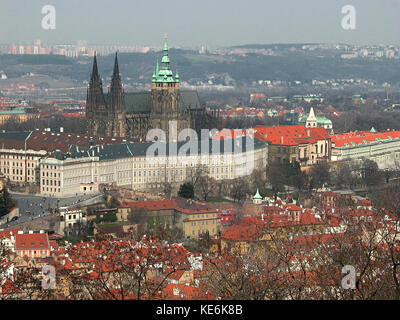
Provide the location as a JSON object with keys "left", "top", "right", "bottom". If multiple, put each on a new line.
{"left": 86, "top": 37, "right": 209, "bottom": 141}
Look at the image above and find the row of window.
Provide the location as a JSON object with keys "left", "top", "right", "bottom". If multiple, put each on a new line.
{"left": 42, "top": 171, "right": 61, "bottom": 178}
{"left": 192, "top": 228, "right": 215, "bottom": 235}
{"left": 42, "top": 179, "right": 61, "bottom": 186}
{"left": 0, "top": 155, "right": 37, "bottom": 160}
{"left": 191, "top": 220, "right": 216, "bottom": 226}
{"left": 42, "top": 187, "right": 61, "bottom": 193}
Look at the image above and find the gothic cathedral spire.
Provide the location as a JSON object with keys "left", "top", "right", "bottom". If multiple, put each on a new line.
{"left": 87, "top": 53, "right": 109, "bottom": 137}
{"left": 110, "top": 52, "right": 126, "bottom": 137}
{"left": 90, "top": 52, "right": 101, "bottom": 83}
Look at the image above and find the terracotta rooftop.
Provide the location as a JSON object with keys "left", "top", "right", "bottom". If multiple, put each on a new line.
{"left": 15, "top": 233, "right": 49, "bottom": 250}
{"left": 254, "top": 125, "right": 331, "bottom": 146}
{"left": 331, "top": 130, "right": 400, "bottom": 148}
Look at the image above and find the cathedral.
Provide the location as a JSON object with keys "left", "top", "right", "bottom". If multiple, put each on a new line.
{"left": 85, "top": 37, "right": 209, "bottom": 141}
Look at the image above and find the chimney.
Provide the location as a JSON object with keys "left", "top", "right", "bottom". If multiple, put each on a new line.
{"left": 280, "top": 136, "right": 284, "bottom": 144}
{"left": 60, "top": 127, "right": 64, "bottom": 133}
{"left": 307, "top": 129, "right": 311, "bottom": 137}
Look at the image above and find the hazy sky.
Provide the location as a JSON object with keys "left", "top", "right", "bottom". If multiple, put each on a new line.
{"left": 1, "top": 0, "right": 400, "bottom": 47}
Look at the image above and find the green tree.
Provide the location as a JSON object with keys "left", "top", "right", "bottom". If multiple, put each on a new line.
{"left": 332, "top": 162, "right": 354, "bottom": 189}
{"left": 178, "top": 182, "right": 194, "bottom": 199}
{"left": 0, "top": 188, "right": 16, "bottom": 218}
{"left": 127, "top": 207, "right": 149, "bottom": 224}
{"left": 361, "top": 159, "right": 383, "bottom": 186}
{"left": 267, "top": 162, "right": 285, "bottom": 198}
{"left": 310, "top": 161, "right": 330, "bottom": 189}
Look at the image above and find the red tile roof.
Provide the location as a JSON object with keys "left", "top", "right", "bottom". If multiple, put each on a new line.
{"left": 15, "top": 233, "right": 49, "bottom": 250}
{"left": 331, "top": 130, "right": 400, "bottom": 148}
{"left": 122, "top": 199, "right": 175, "bottom": 211}
{"left": 254, "top": 125, "right": 331, "bottom": 146}
{"left": 0, "top": 229, "right": 20, "bottom": 239}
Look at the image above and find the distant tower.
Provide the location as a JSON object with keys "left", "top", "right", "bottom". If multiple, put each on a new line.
{"left": 305, "top": 107, "right": 317, "bottom": 128}
{"left": 86, "top": 53, "right": 112, "bottom": 137}
{"left": 253, "top": 188, "right": 263, "bottom": 205}
{"left": 150, "top": 34, "right": 188, "bottom": 141}
{"left": 109, "top": 52, "right": 126, "bottom": 137}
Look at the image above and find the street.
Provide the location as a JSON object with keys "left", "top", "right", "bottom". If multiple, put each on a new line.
{"left": 0, "top": 192, "right": 103, "bottom": 228}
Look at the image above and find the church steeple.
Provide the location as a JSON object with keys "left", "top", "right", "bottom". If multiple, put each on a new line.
{"left": 112, "top": 52, "right": 120, "bottom": 79}
{"left": 152, "top": 34, "right": 176, "bottom": 83}
{"left": 87, "top": 52, "right": 108, "bottom": 137}
{"left": 109, "top": 51, "right": 126, "bottom": 137}
{"left": 306, "top": 107, "right": 317, "bottom": 128}
{"left": 110, "top": 52, "right": 124, "bottom": 111}
{"left": 90, "top": 52, "right": 101, "bottom": 83}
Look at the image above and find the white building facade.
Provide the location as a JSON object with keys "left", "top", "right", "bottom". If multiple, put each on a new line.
{"left": 40, "top": 138, "right": 268, "bottom": 196}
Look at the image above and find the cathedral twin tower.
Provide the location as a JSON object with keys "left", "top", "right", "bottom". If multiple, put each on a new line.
{"left": 86, "top": 37, "right": 193, "bottom": 141}
{"left": 86, "top": 52, "right": 126, "bottom": 138}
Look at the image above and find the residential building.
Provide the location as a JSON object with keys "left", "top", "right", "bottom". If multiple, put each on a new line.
{"left": 0, "top": 107, "right": 40, "bottom": 125}
{"left": 331, "top": 129, "right": 400, "bottom": 169}
{"left": 254, "top": 125, "right": 331, "bottom": 166}
{"left": 0, "top": 130, "right": 135, "bottom": 185}
{"left": 119, "top": 198, "right": 219, "bottom": 239}
{"left": 15, "top": 231, "right": 50, "bottom": 259}
{"left": 0, "top": 229, "right": 20, "bottom": 252}
{"left": 174, "top": 198, "right": 218, "bottom": 239}
{"left": 59, "top": 208, "right": 87, "bottom": 236}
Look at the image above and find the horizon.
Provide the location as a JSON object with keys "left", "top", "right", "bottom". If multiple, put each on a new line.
{"left": 1, "top": 0, "right": 400, "bottom": 47}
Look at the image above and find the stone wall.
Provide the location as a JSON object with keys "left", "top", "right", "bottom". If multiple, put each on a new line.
{"left": 5, "top": 215, "right": 60, "bottom": 233}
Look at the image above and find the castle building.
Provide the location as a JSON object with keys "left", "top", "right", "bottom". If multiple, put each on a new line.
{"left": 39, "top": 137, "right": 267, "bottom": 196}
{"left": 86, "top": 37, "right": 208, "bottom": 141}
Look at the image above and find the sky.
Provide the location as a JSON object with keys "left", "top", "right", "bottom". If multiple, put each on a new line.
{"left": 1, "top": 0, "right": 400, "bottom": 47}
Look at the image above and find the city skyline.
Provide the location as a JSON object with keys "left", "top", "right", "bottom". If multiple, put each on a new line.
{"left": 1, "top": 0, "right": 400, "bottom": 47}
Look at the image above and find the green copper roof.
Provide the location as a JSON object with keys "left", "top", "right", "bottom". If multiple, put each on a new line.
{"left": 153, "top": 36, "right": 178, "bottom": 83}
{"left": 299, "top": 115, "right": 332, "bottom": 125}
{"left": 253, "top": 188, "right": 262, "bottom": 199}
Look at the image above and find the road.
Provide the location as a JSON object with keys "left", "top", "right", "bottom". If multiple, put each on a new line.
{"left": 0, "top": 192, "right": 103, "bottom": 229}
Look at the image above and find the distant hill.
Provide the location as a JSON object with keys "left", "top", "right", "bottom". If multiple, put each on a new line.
{"left": 1, "top": 48, "right": 400, "bottom": 87}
